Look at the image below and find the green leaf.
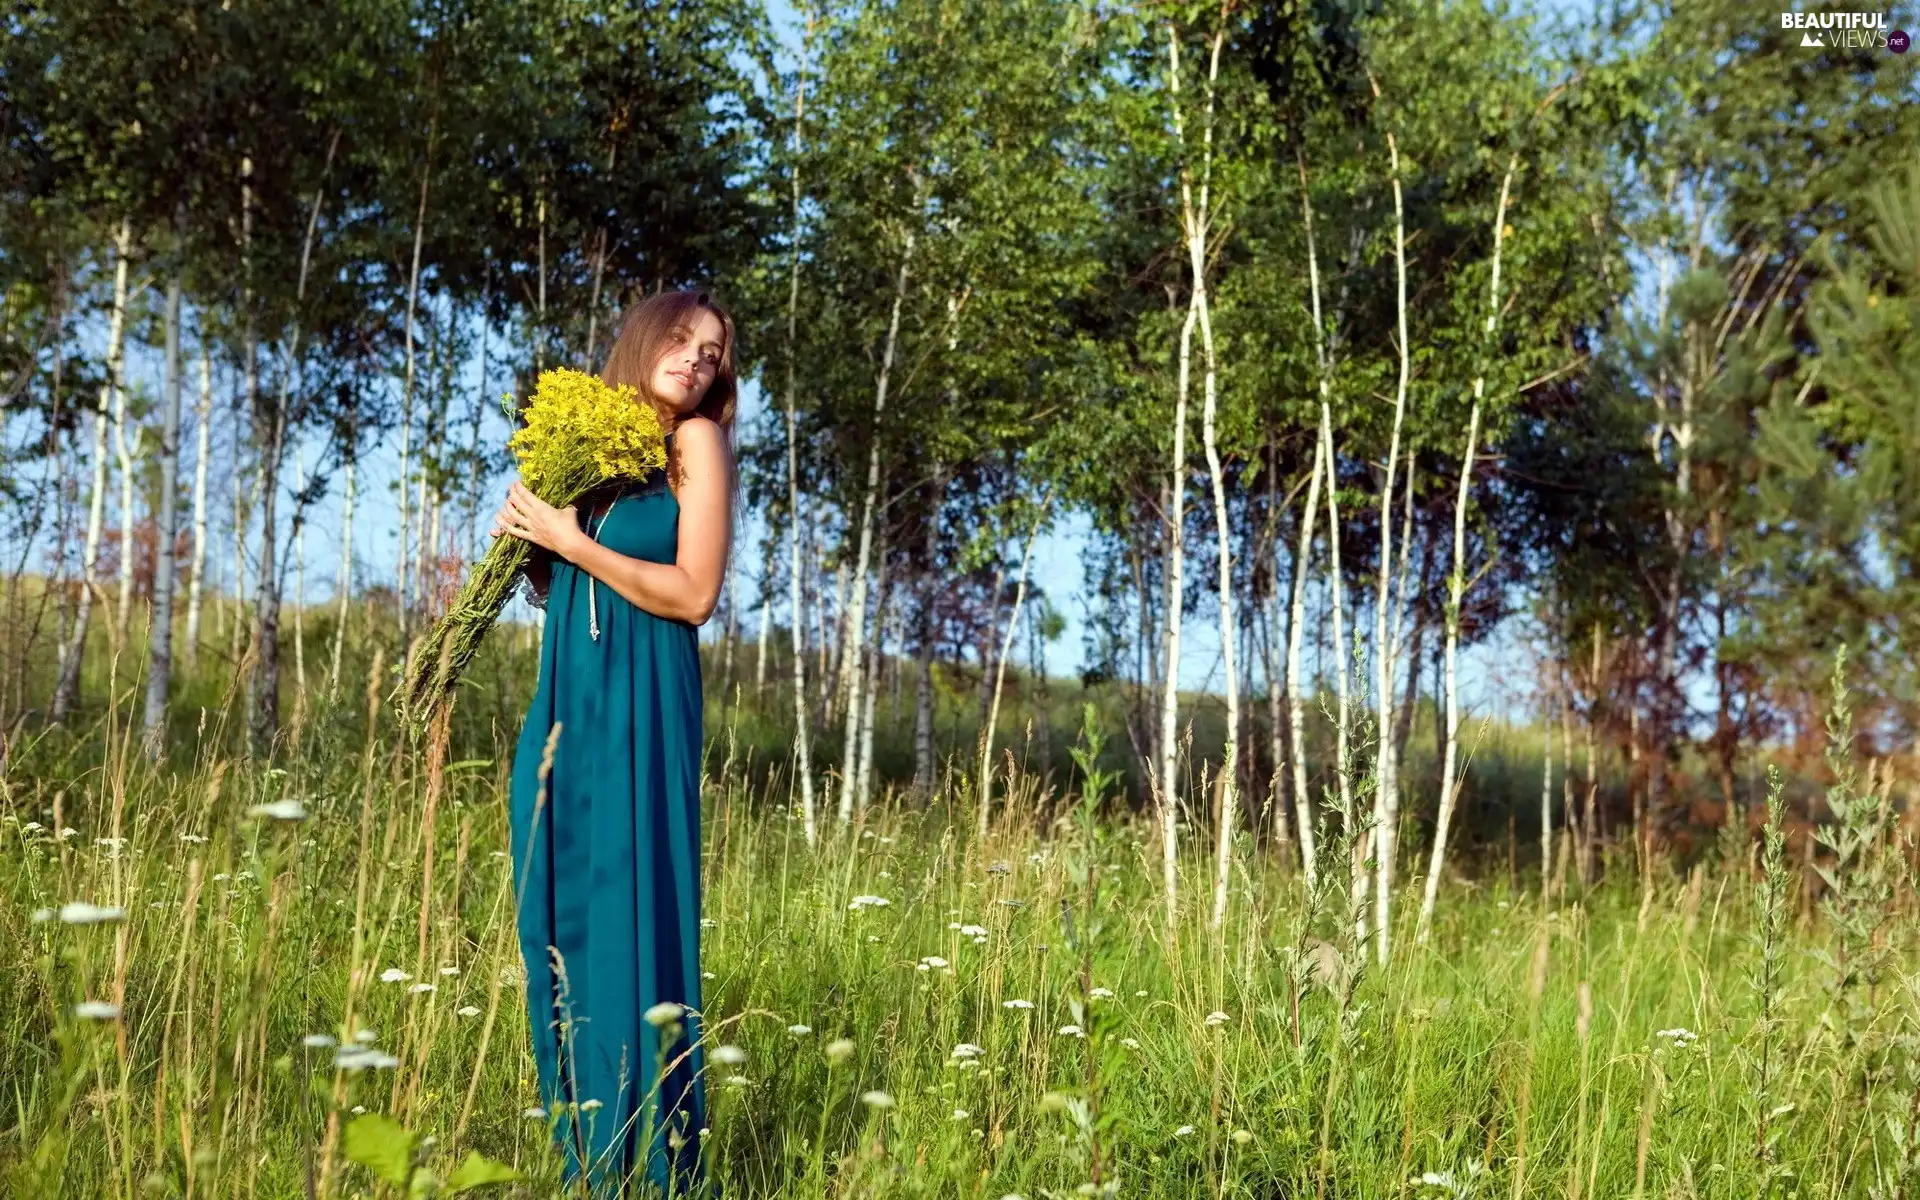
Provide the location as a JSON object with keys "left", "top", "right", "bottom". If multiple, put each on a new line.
{"left": 444, "top": 1151, "right": 524, "bottom": 1194}
{"left": 343, "top": 1112, "right": 416, "bottom": 1186}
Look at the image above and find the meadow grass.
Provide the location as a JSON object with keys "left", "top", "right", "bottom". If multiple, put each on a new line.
{"left": 2, "top": 643, "right": 1917, "bottom": 1198}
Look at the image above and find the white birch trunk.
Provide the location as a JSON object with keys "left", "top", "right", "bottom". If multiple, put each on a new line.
{"left": 397, "top": 160, "right": 431, "bottom": 641}
{"left": 755, "top": 594, "right": 771, "bottom": 696}
{"left": 837, "top": 227, "right": 913, "bottom": 825}
{"left": 141, "top": 267, "right": 185, "bottom": 751}
{"left": 1368, "top": 111, "right": 1412, "bottom": 967}
{"left": 1286, "top": 434, "right": 1325, "bottom": 888}
{"left": 1417, "top": 404, "right": 1480, "bottom": 942}
{"left": 330, "top": 450, "right": 354, "bottom": 695}
{"left": 1168, "top": 18, "right": 1234, "bottom": 931}
{"left": 977, "top": 502, "right": 1045, "bottom": 841}
{"left": 1373, "top": 450, "right": 1416, "bottom": 951}
{"left": 1157, "top": 18, "right": 1213, "bottom": 936}
{"left": 293, "top": 448, "right": 307, "bottom": 695}
{"left": 1294, "top": 147, "right": 1357, "bottom": 875}
{"left": 228, "top": 431, "right": 252, "bottom": 667}
{"left": 784, "top": 45, "right": 818, "bottom": 844}
{"left": 248, "top": 135, "right": 334, "bottom": 748}
{"left": 1322, "top": 406, "right": 1353, "bottom": 844}
{"left": 1416, "top": 150, "right": 1516, "bottom": 943}
{"left": 855, "top": 546, "right": 887, "bottom": 815}
{"left": 1261, "top": 460, "right": 1290, "bottom": 869}
{"left": 51, "top": 218, "right": 131, "bottom": 722}
{"left": 825, "top": 556, "right": 847, "bottom": 721}
{"left": 184, "top": 343, "right": 213, "bottom": 669}
{"left": 112, "top": 335, "right": 142, "bottom": 640}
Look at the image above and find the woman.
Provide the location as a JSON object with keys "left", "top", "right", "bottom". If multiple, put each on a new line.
{"left": 491, "top": 288, "right": 735, "bottom": 1196}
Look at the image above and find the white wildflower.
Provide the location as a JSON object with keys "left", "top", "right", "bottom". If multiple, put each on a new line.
{"left": 1058, "top": 1024, "right": 1084, "bottom": 1037}
{"left": 787, "top": 1024, "right": 812, "bottom": 1036}
{"left": 580, "top": 1099, "right": 603, "bottom": 1113}
{"left": 302, "top": 1034, "right": 338, "bottom": 1049}
{"left": 1204, "top": 1011, "right": 1231, "bottom": 1027}
{"left": 379, "top": 968, "right": 412, "bottom": 984}
{"left": 74, "top": 1001, "right": 120, "bottom": 1020}
{"left": 247, "top": 799, "right": 308, "bottom": 821}
{"left": 524, "top": 1107, "right": 548, "bottom": 1120}
{"left": 1174, "top": 1125, "right": 1196, "bottom": 1137}
{"left": 643, "top": 1002, "right": 684, "bottom": 1028}
{"left": 951, "top": 1043, "right": 985, "bottom": 1060}
{"left": 1002, "top": 999, "right": 1033, "bottom": 1010}
{"left": 952, "top": 1107, "right": 970, "bottom": 1120}
{"left": 178, "top": 833, "right": 209, "bottom": 844}
{"left": 352, "top": 1028, "right": 378, "bottom": 1043}
{"left": 860, "top": 1090, "right": 894, "bottom": 1109}
{"left": 408, "top": 983, "right": 436, "bottom": 994}
{"left": 712, "top": 1045, "right": 747, "bottom": 1066}
{"left": 334, "top": 1046, "right": 399, "bottom": 1071}
{"left": 1089, "top": 987, "right": 1114, "bottom": 999}
{"left": 1120, "top": 1037, "right": 1141, "bottom": 1050}
{"left": 438, "top": 966, "right": 460, "bottom": 976}
{"left": 825, "top": 1038, "right": 855, "bottom": 1065}
{"left": 848, "top": 895, "right": 891, "bottom": 911}
{"left": 46, "top": 902, "right": 127, "bottom": 925}
{"left": 456, "top": 1006, "right": 482, "bottom": 1018}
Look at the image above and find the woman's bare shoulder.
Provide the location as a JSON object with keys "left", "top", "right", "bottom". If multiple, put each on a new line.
{"left": 674, "top": 416, "right": 732, "bottom": 466}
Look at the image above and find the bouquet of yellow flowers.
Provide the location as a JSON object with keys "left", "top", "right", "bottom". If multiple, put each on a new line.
{"left": 404, "top": 367, "right": 667, "bottom": 719}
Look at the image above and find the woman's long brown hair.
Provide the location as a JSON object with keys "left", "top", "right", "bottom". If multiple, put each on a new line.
{"left": 597, "top": 289, "right": 738, "bottom": 491}
{"left": 600, "top": 289, "right": 738, "bottom": 431}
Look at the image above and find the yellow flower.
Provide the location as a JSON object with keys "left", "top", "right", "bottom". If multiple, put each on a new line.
{"left": 506, "top": 368, "right": 667, "bottom": 501}
{"left": 403, "top": 367, "right": 667, "bottom": 719}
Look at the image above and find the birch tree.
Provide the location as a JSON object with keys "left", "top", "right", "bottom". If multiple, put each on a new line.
{"left": 183, "top": 342, "right": 212, "bottom": 669}
{"left": 50, "top": 218, "right": 129, "bottom": 723}
{"left": 1420, "top": 141, "right": 1520, "bottom": 942}
{"left": 1166, "top": 11, "right": 1238, "bottom": 931}
{"left": 139, "top": 258, "right": 183, "bottom": 751}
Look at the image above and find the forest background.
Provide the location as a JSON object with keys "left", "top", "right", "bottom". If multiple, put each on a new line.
{"left": 6, "top": 0, "right": 1920, "bottom": 878}
{"left": 9, "top": 1, "right": 1920, "bottom": 1197}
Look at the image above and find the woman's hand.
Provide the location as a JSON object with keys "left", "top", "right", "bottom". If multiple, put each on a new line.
{"left": 491, "top": 482, "right": 585, "bottom": 559}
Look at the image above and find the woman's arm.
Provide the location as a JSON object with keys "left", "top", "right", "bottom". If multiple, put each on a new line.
{"left": 494, "top": 418, "right": 733, "bottom": 625}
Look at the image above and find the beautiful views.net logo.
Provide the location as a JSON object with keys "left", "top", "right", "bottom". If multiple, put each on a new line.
{"left": 1779, "top": 11, "right": 1910, "bottom": 51}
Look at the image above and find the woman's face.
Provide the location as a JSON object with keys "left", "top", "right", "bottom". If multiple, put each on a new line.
{"left": 650, "top": 307, "right": 727, "bottom": 415}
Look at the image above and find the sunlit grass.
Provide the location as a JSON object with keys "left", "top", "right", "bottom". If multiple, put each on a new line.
{"left": 1, "top": 655, "right": 1912, "bottom": 1197}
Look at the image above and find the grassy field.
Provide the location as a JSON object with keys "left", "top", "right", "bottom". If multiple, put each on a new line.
{"left": 2, "top": 635, "right": 1916, "bottom": 1198}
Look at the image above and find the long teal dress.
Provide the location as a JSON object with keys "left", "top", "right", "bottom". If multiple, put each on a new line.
{"left": 508, "top": 458, "right": 708, "bottom": 1197}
